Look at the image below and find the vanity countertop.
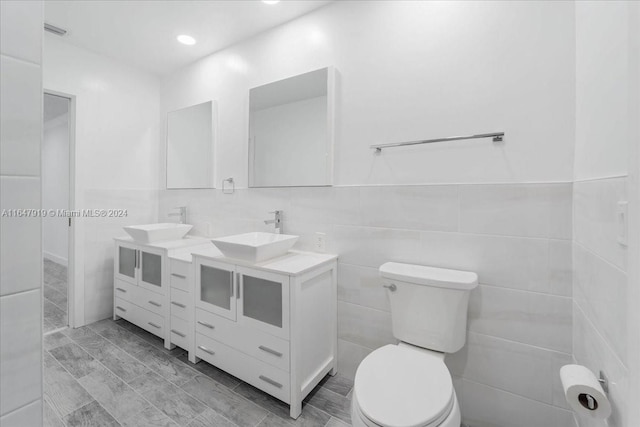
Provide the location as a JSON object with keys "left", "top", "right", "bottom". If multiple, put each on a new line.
{"left": 114, "top": 235, "right": 211, "bottom": 251}
{"left": 193, "top": 247, "right": 338, "bottom": 276}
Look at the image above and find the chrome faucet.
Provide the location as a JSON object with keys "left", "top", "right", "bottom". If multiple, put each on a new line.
{"left": 264, "top": 210, "right": 283, "bottom": 234}
{"left": 169, "top": 206, "right": 187, "bottom": 224}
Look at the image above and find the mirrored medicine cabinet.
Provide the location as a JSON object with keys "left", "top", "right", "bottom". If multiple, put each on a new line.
{"left": 166, "top": 100, "right": 216, "bottom": 189}
{"left": 248, "top": 67, "right": 334, "bottom": 188}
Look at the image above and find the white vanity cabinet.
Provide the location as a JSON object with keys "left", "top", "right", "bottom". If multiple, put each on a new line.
{"left": 113, "top": 237, "right": 210, "bottom": 349}
{"left": 192, "top": 251, "right": 338, "bottom": 419}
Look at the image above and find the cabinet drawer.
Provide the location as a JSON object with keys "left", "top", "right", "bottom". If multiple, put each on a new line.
{"left": 114, "top": 279, "right": 164, "bottom": 315}
{"left": 170, "top": 259, "right": 190, "bottom": 292}
{"left": 196, "top": 333, "right": 290, "bottom": 403}
{"left": 170, "top": 316, "right": 190, "bottom": 350}
{"left": 115, "top": 297, "right": 165, "bottom": 339}
{"left": 134, "top": 302, "right": 165, "bottom": 338}
{"left": 196, "top": 308, "right": 290, "bottom": 372}
{"left": 170, "top": 288, "right": 191, "bottom": 321}
{"left": 114, "top": 298, "right": 135, "bottom": 323}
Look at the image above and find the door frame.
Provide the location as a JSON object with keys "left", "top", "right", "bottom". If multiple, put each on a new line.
{"left": 43, "top": 89, "right": 81, "bottom": 328}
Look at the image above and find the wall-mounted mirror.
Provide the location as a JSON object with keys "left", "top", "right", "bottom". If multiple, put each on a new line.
{"left": 249, "top": 67, "right": 334, "bottom": 187}
{"left": 166, "top": 100, "right": 215, "bottom": 189}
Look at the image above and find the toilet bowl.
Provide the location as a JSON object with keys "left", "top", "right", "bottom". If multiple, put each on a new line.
{"left": 351, "top": 344, "right": 460, "bottom": 427}
{"left": 350, "top": 262, "right": 477, "bottom": 427}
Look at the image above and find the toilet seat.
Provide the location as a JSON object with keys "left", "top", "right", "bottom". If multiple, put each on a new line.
{"left": 353, "top": 345, "right": 455, "bottom": 427}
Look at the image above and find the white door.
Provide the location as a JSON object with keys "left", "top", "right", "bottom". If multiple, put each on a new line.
{"left": 196, "top": 258, "right": 237, "bottom": 321}
{"left": 237, "top": 266, "right": 289, "bottom": 340}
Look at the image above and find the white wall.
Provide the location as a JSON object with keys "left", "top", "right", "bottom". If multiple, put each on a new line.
{"left": 43, "top": 113, "right": 69, "bottom": 265}
{"left": 161, "top": 0, "right": 575, "bottom": 187}
{"left": 572, "top": 2, "right": 638, "bottom": 427}
{"left": 159, "top": 2, "right": 577, "bottom": 426}
{"left": 0, "top": 1, "right": 44, "bottom": 425}
{"left": 574, "top": 1, "right": 632, "bottom": 181}
{"left": 44, "top": 36, "right": 161, "bottom": 324}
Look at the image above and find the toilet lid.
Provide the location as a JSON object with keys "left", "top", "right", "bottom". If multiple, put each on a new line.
{"left": 354, "top": 345, "right": 454, "bottom": 427}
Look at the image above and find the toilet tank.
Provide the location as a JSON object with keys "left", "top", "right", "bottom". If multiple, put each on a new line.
{"left": 380, "top": 262, "right": 478, "bottom": 354}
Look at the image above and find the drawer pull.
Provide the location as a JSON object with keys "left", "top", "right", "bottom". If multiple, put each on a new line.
{"left": 115, "top": 287, "right": 127, "bottom": 293}
{"left": 258, "top": 345, "right": 283, "bottom": 358}
{"left": 116, "top": 306, "right": 126, "bottom": 312}
{"left": 259, "top": 375, "right": 283, "bottom": 389}
{"left": 171, "top": 329, "right": 186, "bottom": 338}
{"left": 171, "top": 273, "right": 186, "bottom": 279}
{"left": 171, "top": 301, "right": 186, "bottom": 308}
{"left": 198, "top": 345, "right": 215, "bottom": 355}
{"left": 148, "top": 322, "right": 161, "bottom": 329}
{"left": 148, "top": 300, "right": 161, "bottom": 307}
{"left": 197, "top": 321, "right": 215, "bottom": 329}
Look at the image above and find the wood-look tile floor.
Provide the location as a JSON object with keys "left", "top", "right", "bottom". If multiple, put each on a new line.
{"left": 44, "top": 318, "right": 353, "bottom": 427}
{"left": 43, "top": 258, "right": 68, "bottom": 333}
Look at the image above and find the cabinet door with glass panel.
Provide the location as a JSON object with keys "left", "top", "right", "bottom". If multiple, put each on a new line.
{"left": 138, "top": 247, "right": 165, "bottom": 294}
{"left": 115, "top": 241, "right": 138, "bottom": 285}
{"left": 114, "top": 242, "right": 165, "bottom": 294}
{"left": 237, "top": 266, "right": 290, "bottom": 340}
{"left": 196, "top": 258, "right": 237, "bottom": 321}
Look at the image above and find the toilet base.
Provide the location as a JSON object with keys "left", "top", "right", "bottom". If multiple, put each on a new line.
{"left": 350, "top": 388, "right": 461, "bottom": 427}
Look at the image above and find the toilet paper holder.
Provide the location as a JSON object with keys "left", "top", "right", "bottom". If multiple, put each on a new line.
{"left": 598, "top": 370, "right": 609, "bottom": 394}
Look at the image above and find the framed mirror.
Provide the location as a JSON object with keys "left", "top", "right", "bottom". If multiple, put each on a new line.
{"left": 249, "top": 67, "right": 334, "bottom": 187}
{"left": 166, "top": 100, "right": 216, "bottom": 189}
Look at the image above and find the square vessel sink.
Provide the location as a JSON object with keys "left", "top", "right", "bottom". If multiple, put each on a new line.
{"left": 211, "top": 232, "right": 299, "bottom": 263}
{"left": 123, "top": 223, "right": 193, "bottom": 243}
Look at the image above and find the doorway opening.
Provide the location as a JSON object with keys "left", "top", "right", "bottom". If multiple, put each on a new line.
{"left": 42, "top": 92, "right": 73, "bottom": 334}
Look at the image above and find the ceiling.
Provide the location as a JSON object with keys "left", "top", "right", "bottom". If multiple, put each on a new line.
{"left": 44, "top": 1, "right": 332, "bottom": 76}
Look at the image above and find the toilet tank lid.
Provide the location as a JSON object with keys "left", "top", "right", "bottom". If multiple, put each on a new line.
{"left": 379, "top": 262, "right": 478, "bottom": 290}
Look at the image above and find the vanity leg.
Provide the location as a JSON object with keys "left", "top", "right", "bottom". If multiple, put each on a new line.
{"left": 290, "top": 401, "right": 302, "bottom": 419}
{"left": 164, "top": 339, "right": 176, "bottom": 350}
{"left": 188, "top": 352, "right": 199, "bottom": 364}
{"left": 330, "top": 366, "right": 337, "bottom": 376}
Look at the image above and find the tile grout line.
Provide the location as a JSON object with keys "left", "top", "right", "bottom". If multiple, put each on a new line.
{"left": 86, "top": 321, "right": 241, "bottom": 426}
{"left": 83, "top": 319, "right": 349, "bottom": 426}
{"left": 57, "top": 334, "right": 181, "bottom": 426}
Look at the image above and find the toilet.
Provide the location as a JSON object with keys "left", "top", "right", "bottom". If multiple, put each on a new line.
{"left": 351, "top": 262, "right": 478, "bottom": 427}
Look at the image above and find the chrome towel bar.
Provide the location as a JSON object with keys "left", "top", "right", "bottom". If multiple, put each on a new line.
{"left": 371, "top": 131, "right": 505, "bottom": 153}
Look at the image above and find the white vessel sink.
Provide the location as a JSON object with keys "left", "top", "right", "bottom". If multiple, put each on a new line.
{"left": 123, "top": 223, "right": 193, "bottom": 243}
{"left": 211, "top": 232, "right": 299, "bottom": 263}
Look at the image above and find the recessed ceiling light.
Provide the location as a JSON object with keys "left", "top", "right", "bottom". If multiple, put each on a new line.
{"left": 177, "top": 35, "right": 196, "bottom": 45}
{"left": 262, "top": 0, "right": 280, "bottom": 4}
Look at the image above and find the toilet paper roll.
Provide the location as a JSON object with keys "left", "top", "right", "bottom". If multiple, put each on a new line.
{"left": 560, "top": 364, "right": 611, "bottom": 420}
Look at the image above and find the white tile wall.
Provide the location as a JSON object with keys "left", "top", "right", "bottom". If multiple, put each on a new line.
{"left": 0, "top": 1, "right": 42, "bottom": 64}
{"left": 159, "top": 181, "right": 573, "bottom": 426}
{"left": 459, "top": 378, "right": 574, "bottom": 427}
{"left": 0, "top": 1, "right": 43, "bottom": 425}
{"left": 0, "top": 55, "right": 42, "bottom": 176}
{"left": 572, "top": 176, "right": 629, "bottom": 427}
{"left": 0, "top": 290, "right": 42, "bottom": 416}
{"left": 0, "top": 176, "right": 42, "bottom": 296}
{"left": 573, "top": 178, "right": 627, "bottom": 270}
{"left": 0, "top": 399, "right": 42, "bottom": 427}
